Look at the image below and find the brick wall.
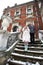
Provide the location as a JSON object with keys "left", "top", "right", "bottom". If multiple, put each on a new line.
{"left": 2, "top": 1, "right": 43, "bottom": 38}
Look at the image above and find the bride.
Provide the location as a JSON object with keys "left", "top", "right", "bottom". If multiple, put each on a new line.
{"left": 22, "top": 25, "right": 30, "bottom": 51}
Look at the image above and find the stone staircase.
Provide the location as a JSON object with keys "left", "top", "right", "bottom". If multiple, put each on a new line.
{"left": 6, "top": 41, "right": 43, "bottom": 65}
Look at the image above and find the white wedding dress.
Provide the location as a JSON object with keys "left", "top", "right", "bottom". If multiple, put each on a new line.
{"left": 22, "top": 26, "right": 30, "bottom": 42}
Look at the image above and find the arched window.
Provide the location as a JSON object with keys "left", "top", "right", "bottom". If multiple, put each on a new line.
{"left": 13, "top": 26, "right": 18, "bottom": 32}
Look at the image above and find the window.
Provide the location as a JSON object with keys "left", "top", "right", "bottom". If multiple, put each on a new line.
{"left": 16, "top": 11, "right": 20, "bottom": 15}
{"left": 14, "top": 9, "right": 20, "bottom": 16}
{"left": 26, "top": 6, "right": 33, "bottom": 17}
{"left": 7, "top": 12, "right": 10, "bottom": 16}
{"left": 11, "top": 22, "right": 19, "bottom": 32}
{"left": 14, "top": 9, "right": 20, "bottom": 19}
{"left": 26, "top": 7, "right": 33, "bottom": 14}
{"left": 27, "top": 8, "right": 32, "bottom": 14}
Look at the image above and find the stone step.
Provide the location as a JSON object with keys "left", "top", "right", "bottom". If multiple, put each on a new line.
{"left": 7, "top": 59, "right": 26, "bottom": 65}
{"left": 7, "top": 59, "right": 39, "bottom": 65}
{"left": 18, "top": 42, "right": 42, "bottom": 44}
{"left": 17, "top": 43, "right": 42, "bottom": 47}
{"left": 6, "top": 40, "right": 43, "bottom": 65}
{"left": 16, "top": 45, "right": 24, "bottom": 49}
{"left": 14, "top": 48, "right": 43, "bottom": 56}
{"left": 11, "top": 52, "right": 43, "bottom": 63}
{"left": 16, "top": 45, "right": 43, "bottom": 50}
{"left": 19, "top": 39, "right": 41, "bottom": 44}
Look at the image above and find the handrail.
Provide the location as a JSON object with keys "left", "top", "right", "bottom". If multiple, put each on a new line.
{"left": 0, "top": 31, "right": 20, "bottom": 56}
{"left": 5, "top": 40, "right": 19, "bottom": 52}
{"left": 0, "top": 31, "right": 20, "bottom": 65}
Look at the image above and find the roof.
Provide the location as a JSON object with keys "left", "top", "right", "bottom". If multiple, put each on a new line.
{"left": 12, "top": 1, "right": 34, "bottom": 8}
{"left": 4, "top": 1, "right": 34, "bottom": 11}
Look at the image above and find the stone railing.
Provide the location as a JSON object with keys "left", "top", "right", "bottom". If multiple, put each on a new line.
{"left": 38, "top": 30, "right": 43, "bottom": 43}
{"left": 0, "top": 30, "right": 20, "bottom": 65}
{"left": 0, "top": 30, "right": 19, "bottom": 51}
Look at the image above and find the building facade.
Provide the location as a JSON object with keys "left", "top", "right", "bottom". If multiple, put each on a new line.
{"left": 1, "top": 1, "right": 43, "bottom": 38}
{"left": 41, "top": 2, "right": 43, "bottom": 25}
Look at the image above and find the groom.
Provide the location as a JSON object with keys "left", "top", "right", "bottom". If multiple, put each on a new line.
{"left": 29, "top": 23, "right": 35, "bottom": 44}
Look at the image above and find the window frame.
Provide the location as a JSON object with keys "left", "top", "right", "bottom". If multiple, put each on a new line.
{"left": 26, "top": 6, "right": 33, "bottom": 17}
{"left": 14, "top": 9, "right": 21, "bottom": 16}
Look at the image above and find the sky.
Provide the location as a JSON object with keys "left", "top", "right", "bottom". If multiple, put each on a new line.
{"left": 0, "top": 0, "right": 33, "bottom": 19}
